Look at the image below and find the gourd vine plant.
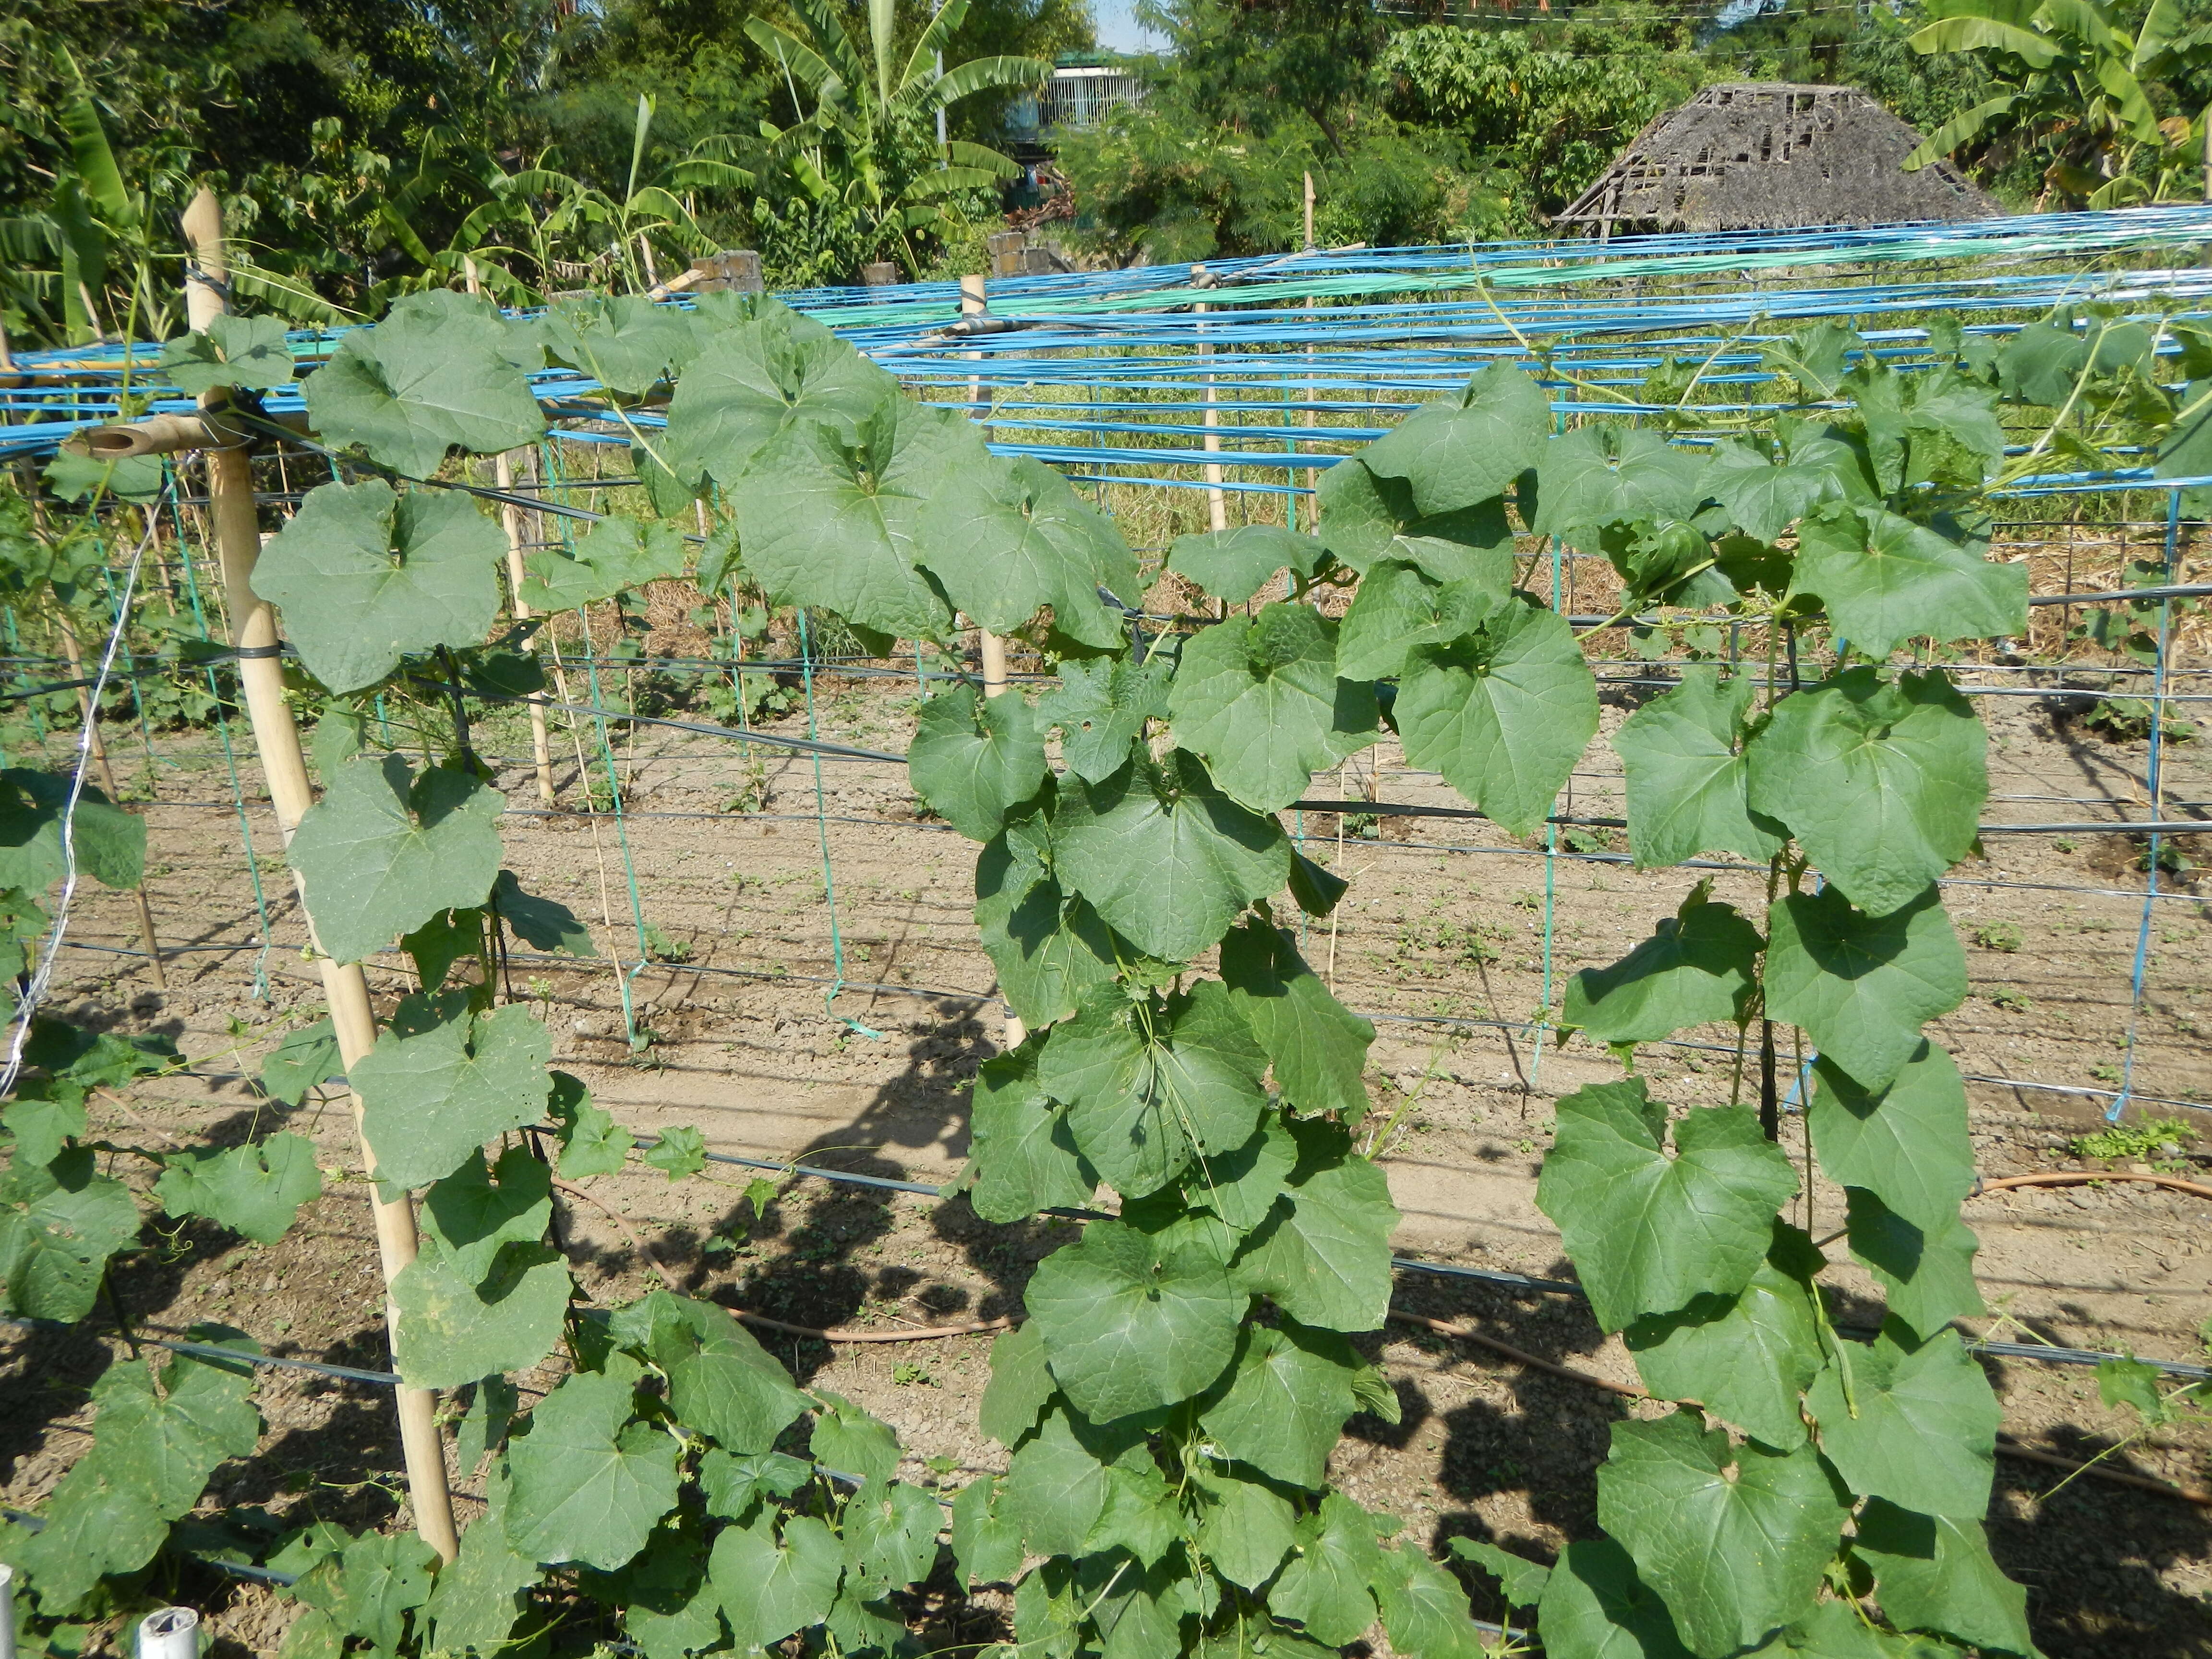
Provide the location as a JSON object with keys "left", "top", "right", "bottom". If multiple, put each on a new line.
{"left": 2, "top": 276, "right": 2171, "bottom": 1656}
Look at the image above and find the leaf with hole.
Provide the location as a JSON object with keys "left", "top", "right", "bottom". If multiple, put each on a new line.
{"left": 1038, "top": 653, "right": 1173, "bottom": 783}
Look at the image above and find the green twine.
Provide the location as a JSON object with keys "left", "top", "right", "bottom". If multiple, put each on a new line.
{"left": 796, "top": 608, "right": 880, "bottom": 1041}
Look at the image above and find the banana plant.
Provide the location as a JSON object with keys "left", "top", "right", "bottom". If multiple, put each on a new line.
{"left": 746, "top": 0, "right": 1043, "bottom": 276}
{"left": 1904, "top": 0, "right": 2212, "bottom": 207}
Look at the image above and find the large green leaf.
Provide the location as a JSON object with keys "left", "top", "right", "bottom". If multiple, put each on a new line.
{"left": 1852, "top": 1501, "right": 2034, "bottom": 1657}
{"left": 1564, "top": 887, "right": 1761, "bottom": 1046}
{"left": 843, "top": 1480, "right": 943, "bottom": 1589}
{"left": 287, "top": 754, "right": 505, "bottom": 964}
{"left": 1169, "top": 603, "right": 1378, "bottom": 813}
{"left": 153, "top": 1132, "right": 321, "bottom": 1245}
{"left": 303, "top": 289, "right": 545, "bottom": 479}
{"left": 1372, "top": 1544, "right": 1489, "bottom": 1659}
{"left": 260, "top": 1017, "right": 343, "bottom": 1106}
{"left": 979, "top": 1319, "right": 1056, "bottom": 1445}
{"left": 0, "top": 769, "right": 145, "bottom": 892}
{"left": 1843, "top": 1188, "right": 1985, "bottom": 1339}
{"left": 709, "top": 1510, "right": 844, "bottom": 1652}
{"left": 419, "top": 1145, "right": 552, "bottom": 1278}
{"left": 1000, "top": 1407, "right": 1110, "bottom": 1556}
{"left": 518, "top": 517, "right": 688, "bottom": 613}
{"left": 0, "top": 1146, "right": 143, "bottom": 1321}
{"left": 733, "top": 400, "right": 965, "bottom": 641}
{"left": 1533, "top": 427, "right": 1708, "bottom": 542}
{"left": 973, "top": 810, "right": 1123, "bottom": 1030}
{"left": 1037, "top": 654, "right": 1173, "bottom": 783}
{"left": 1396, "top": 593, "right": 1598, "bottom": 837}
{"left": 1052, "top": 748, "right": 1289, "bottom": 963}
{"left": 1614, "top": 670, "right": 1785, "bottom": 868}
{"left": 1219, "top": 918, "right": 1374, "bottom": 1120}
{"left": 650, "top": 1296, "right": 811, "bottom": 1454}
{"left": 1536, "top": 1080, "right": 1797, "bottom": 1334}
{"left": 506, "top": 1355, "right": 683, "bottom": 1569}
{"left": 1807, "top": 1041, "right": 1972, "bottom": 1236}
{"left": 1195, "top": 1465, "right": 1298, "bottom": 1589}
{"left": 909, "top": 684, "right": 1047, "bottom": 842}
{"left": 424, "top": 1479, "right": 543, "bottom": 1657}
{"left": 1272, "top": 1492, "right": 1384, "bottom": 1646}
{"left": 540, "top": 294, "right": 697, "bottom": 396}
{"left": 920, "top": 454, "right": 1140, "bottom": 647}
{"left": 1361, "top": 363, "right": 1551, "bottom": 517}
{"left": 352, "top": 992, "right": 553, "bottom": 1190}
{"left": 392, "top": 1240, "right": 569, "bottom": 1389}
{"left": 1534, "top": 1538, "right": 1695, "bottom": 1659}
{"left": 1317, "top": 457, "right": 1516, "bottom": 584}
{"left": 1233, "top": 1120, "right": 1398, "bottom": 1331}
{"left": 1598, "top": 1412, "right": 1848, "bottom": 1659}
{"left": 1747, "top": 669, "right": 1986, "bottom": 919}
{"left": 1198, "top": 1319, "right": 1361, "bottom": 1489}
{"left": 664, "top": 302, "right": 896, "bottom": 488}
{"left": 1805, "top": 1327, "right": 1996, "bottom": 1517}
{"left": 967, "top": 1046, "right": 1100, "bottom": 1222}
{"left": 1763, "top": 886, "right": 1965, "bottom": 1093}
{"left": 1705, "top": 437, "right": 1840, "bottom": 543}
{"left": 1335, "top": 557, "right": 1504, "bottom": 683}
{"left": 1166, "top": 524, "right": 1326, "bottom": 606}
{"left": 1185, "top": 1116, "right": 1299, "bottom": 1230}
{"left": 1039, "top": 983, "right": 1267, "bottom": 1196}
{"left": 159, "top": 315, "right": 295, "bottom": 396}
{"left": 1625, "top": 1222, "right": 1825, "bottom": 1451}
{"left": 1792, "top": 506, "right": 2025, "bottom": 661}
{"left": 1026, "top": 1218, "right": 1243, "bottom": 1422}
{"left": 950, "top": 1476, "right": 1025, "bottom": 1587}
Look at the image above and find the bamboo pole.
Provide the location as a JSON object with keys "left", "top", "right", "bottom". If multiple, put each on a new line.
{"left": 1194, "top": 264, "right": 1227, "bottom": 535}
{"left": 181, "top": 188, "right": 459, "bottom": 1562}
{"left": 53, "top": 620, "right": 165, "bottom": 988}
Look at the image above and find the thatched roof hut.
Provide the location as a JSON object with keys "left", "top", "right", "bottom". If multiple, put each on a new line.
{"left": 1552, "top": 83, "right": 2000, "bottom": 237}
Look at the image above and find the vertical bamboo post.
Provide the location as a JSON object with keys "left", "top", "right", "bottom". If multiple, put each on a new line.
{"left": 1194, "top": 264, "right": 1227, "bottom": 535}
{"left": 1301, "top": 178, "right": 1319, "bottom": 535}
{"left": 53, "top": 620, "right": 165, "bottom": 988}
{"left": 182, "top": 188, "right": 459, "bottom": 1562}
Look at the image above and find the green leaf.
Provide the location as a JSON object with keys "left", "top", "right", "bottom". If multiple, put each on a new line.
{"left": 1187, "top": 1117, "right": 1299, "bottom": 1230}
{"left": 1038, "top": 654, "right": 1173, "bottom": 784}
{"left": 419, "top": 1145, "right": 550, "bottom": 1277}
{"left": 1397, "top": 593, "right": 1598, "bottom": 837}
{"left": 1085, "top": 1464, "right": 1181, "bottom": 1567}
{"left": 1533, "top": 428, "right": 1708, "bottom": 542}
{"left": 1747, "top": 669, "right": 1986, "bottom": 919}
{"left": 352, "top": 992, "right": 553, "bottom": 1190}
{"left": 1853, "top": 1501, "right": 2034, "bottom": 1656}
{"left": 951, "top": 1477, "right": 1025, "bottom": 1587}
{"left": 505, "top": 1354, "right": 682, "bottom": 1569}
{"left": 332, "top": 1530, "right": 438, "bottom": 1652}
{"left": 1534, "top": 1538, "right": 1695, "bottom": 1659}
{"left": 1448, "top": 1539, "right": 1550, "bottom": 1609}
{"left": 811, "top": 1390, "right": 902, "bottom": 1488}
{"left": 518, "top": 517, "right": 688, "bottom": 613}
{"left": 303, "top": 289, "right": 545, "bottom": 479}
{"left": 1806, "top": 1327, "right": 1996, "bottom": 1517}
{"left": 1166, "top": 524, "right": 1326, "bottom": 606}
{"left": 731, "top": 400, "right": 966, "bottom": 641}
{"left": 1808, "top": 1042, "right": 1972, "bottom": 1236}
{"left": 1705, "top": 437, "right": 1840, "bottom": 542}
{"left": 392, "top": 1240, "right": 569, "bottom": 1390}
{"left": 287, "top": 754, "right": 505, "bottom": 964}
{"left": 1625, "top": 1221, "right": 1825, "bottom": 1450}
{"left": 1169, "top": 603, "right": 1378, "bottom": 814}
{"left": 641, "top": 1124, "right": 706, "bottom": 1178}
{"left": 1219, "top": 918, "right": 1374, "bottom": 1120}
{"left": 709, "top": 1510, "right": 844, "bottom": 1652}
{"left": 0, "top": 1146, "right": 143, "bottom": 1320}
{"left": 2, "top": 1466, "right": 167, "bottom": 1613}
{"left": 697, "top": 1448, "right": 810, "bottom": 1517}
{"left": 0, "top": 768, "right": 146, "bottom": 891}
{"left": 426, "top": 1491, "right": 544, "bottom": 1658}
{"left": 3, "top": 1087, "right": 83, "bottom": 1166}
{"left": 1362, "top": 363, "right": 1551, "bottom": 517}
{"left": 154, "top": 1132, "right": 321, "bottom": 1245}
{"left": 1843, "top": 1188, "right": 1985, "bottom": 1339}
{"left": 27, "top": 1020, "right": 176, "bottom": 1090}
{"left": 1744, "top": 1599, "right": 1922, "bottom": 1657}
{"left": 1795, "top": 505, "right": 2025, "bottom": 661}
{"left": 1001, "top": 1407, "right": 1110, "bottom": 1557}
{"left": 979, "top": 1319, "right": 1057, "bottom": 1445}
{"left": 95, "top": 1340, "right": 263, "bottom": 1513}
{"left": 967, "top": 1046, "right": 1100, "bottom": 1223}
{"left": 1598, "top": 1412, "right": 1849, "bottom": 1658}
{"left": 549, "top": 1071, "right": 629, "bottom": 1177}
{"left": 1318, "top": 458, "right": 1516, "bottom": 585}
{"left": 540, "top": 294, "right": 695, "bottom": 396}
{"left": 590, "top": 1527, "right": 723, "bottom": 1659}
{"left": 1052, "top": 748, "right": 1289, "bottom": 963}
{"left": 843, "top": 1480, "right": 943, "bottom": 1588}
{"left": 1335, "top": 557, "right": 1504, "bottom": 683}
{"left": 1538, "top": 1080, "right": 1797, "bottom": 1333}
{"left": 649, "top": 1296, "right": 810, "bottom": 1454}
{"left": 1564, "top": 887, "right": 1761, "bottom": 1046}
{"left": 1027, "top": 1219, "right": 1243, "bottom": 1422}
{"left": 910, "top": 685, "right": 1047, "bottom": 842}
{"left": 1999, "top": 319, "right": 2089, "bottom": 408}
{"left": 974, "top": 811, "right": 1124, "bottom": 1031}
{"left": 1273, "top": 1491, "right": 1384, "bottom": 1646}
{"left": 400, "top": 904, "right": 485, "bottom": 993}
{"left": 1372, "top": 1544, "right": 1489, "bottom": 1659}
{"left": 1234, "top": 1120, "right": 1399, "bottom": 1332}
{"left": 920, "top": 454, "right": 1140, "bottom": 647}
{"left": 664, "top": 303, "right": 896, "bottom": 489}
{"left": 1040, "top": 983, "right": 1268, "bottom": 1198}
{"left": 1198, "top": 1319, "right": 1361, "bottom": 1490}
{"left": 159, "top": 315, "right": 295, "bottom": 395}
{"left": 43, "top": 448, "right": 165, "bottom": 504}
{"left": 493, "top": 869, "right": 597, "bottom": 958}
{"left": 1195, "top": 1466, "right": 1298, "bottom": 1589}
{"left": 1614, "top": 669, "right": 1786, "bottom": 868}
{"left": 1764, "top": 886, "right": 1965, "bottom": 1093}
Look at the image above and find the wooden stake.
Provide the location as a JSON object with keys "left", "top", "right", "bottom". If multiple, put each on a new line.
{"left": 53, "top": 620, "right": 165, "bottom": 988}
{"left": 1193, "top": 264, "right": 1227, "bottom": 535}
{"left": 182, "top": 188, "right": 459, "bottom": 1562}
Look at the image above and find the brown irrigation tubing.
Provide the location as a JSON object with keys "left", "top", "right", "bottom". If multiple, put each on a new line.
{"left": 1978, "top": 1171, "right": 2212, "bottom": 1202}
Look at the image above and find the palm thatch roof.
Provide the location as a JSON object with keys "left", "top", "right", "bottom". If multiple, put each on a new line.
{"left": 1552, "top": 83, "right": 2000, "bottom": 237}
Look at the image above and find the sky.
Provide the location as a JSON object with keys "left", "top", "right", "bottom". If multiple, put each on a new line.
{"left": 1091, "top": 0, "right": 1170, "bottom": 53}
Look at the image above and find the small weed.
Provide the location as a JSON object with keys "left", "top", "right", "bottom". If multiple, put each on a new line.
{"left": 2054, "top": 837, "right": 2077, "bottom": 854}
{"left": 642, "top": 923, "right": 691, "bottom": 963}
{"left": 892, "top": 1361, "right": 936, "bottom": 1387}
{"left": 1986, "top": 986, "right": 2035, "bottom": 1012}
{"left": 2089, "top": 1060, "right": 2124, "bottom": 1086}
{"left": 1511, "top": 890, "right": 1544, "bottom": 912}
{"left": 1972, "top": 921, "right": 2022, "bottom": 953}
{"left": 722, "top": 759, "right": 771, "bottom": 815}
{"left": 2069, "top": 1115, "right": 2194, "bottom": 1168}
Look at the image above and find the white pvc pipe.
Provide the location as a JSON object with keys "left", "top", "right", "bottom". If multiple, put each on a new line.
{"left": 136, "top": 1607, "right": 198, "bottom": 1659}
{"left": 0, "top": 1563, "right": 16, "bottom": 1659}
